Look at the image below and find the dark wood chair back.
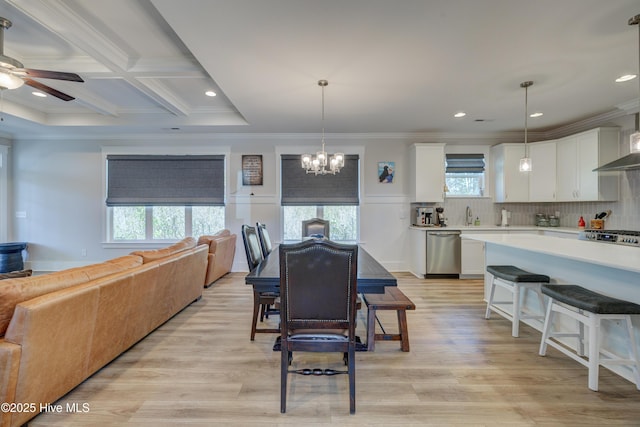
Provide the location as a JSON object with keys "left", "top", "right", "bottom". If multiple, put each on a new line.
{"left": 241, "top": 224, "right": 264, "bottom": 271}
{"left": 256, "top": 222, "right": 273, "bottom": 258}
{"left": 278, "top": 239, "right": 358, "bottom": 414}
{"left": 301, "top": 218, "right": 330, "bottom": 239}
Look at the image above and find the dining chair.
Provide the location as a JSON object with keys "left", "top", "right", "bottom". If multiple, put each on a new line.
{"left": 279, "top": 239, "right": 358, "bottom": 414}
{"left": 256, "top": 222, "right": 273, "bottom": 258}
{"left": 241, "top": 224, "right": 280, "bottom": 340}
{"left": 256, "top": 222, "right": 278, "bottom": 321}
{"left": 301, "top": 217, "right": 330, "bottom": 239}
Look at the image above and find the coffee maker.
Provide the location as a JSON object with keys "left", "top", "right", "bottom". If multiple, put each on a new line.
{"left": 435, "top": 207, "right": 446, "bottom": 227}
{"left": 414, "top": 207, "right": 434, "bottom": 226}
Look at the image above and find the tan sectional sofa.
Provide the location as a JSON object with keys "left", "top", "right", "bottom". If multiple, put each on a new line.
{"left": 198, "top": 229, "right": 237, "bottom": 287}
{"left": 0, "top": 237, "right": 208, "bottom": 427}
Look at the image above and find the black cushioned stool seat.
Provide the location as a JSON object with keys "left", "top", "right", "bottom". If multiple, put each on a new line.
{"left": 485, "top": 265, "right": 549, "bottom": 337}
{"left": 539, "top": 284, "right": 640, "bottom": 391}
{"left": 541, "top": 284, "right": 640, "bottom": 314}
{"left": 487, "top": 265, "right": 550, "bottom": 283}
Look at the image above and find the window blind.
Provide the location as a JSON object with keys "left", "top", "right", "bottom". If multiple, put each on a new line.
{"left": 106, "top": 155, "right": 225, "bottom": 206}
{"left": 445, "top": 153, "right": 485, "bottom": 173}
{"left": 281, "top": 154, "right": 359, "bottom": 206}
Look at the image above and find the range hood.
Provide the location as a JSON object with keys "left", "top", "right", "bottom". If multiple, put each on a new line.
{"left": 595, "top": 15, "right": 640, "bottom": 172}
{"left": 593, "top": 151, "right": 640, "bottom": 171}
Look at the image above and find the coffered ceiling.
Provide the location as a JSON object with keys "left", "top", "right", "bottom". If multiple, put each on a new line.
{"left": 0, "top": 0, "right": 638, "bottom": 140}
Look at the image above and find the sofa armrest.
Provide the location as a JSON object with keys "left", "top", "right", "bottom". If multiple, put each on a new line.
{"left": 0, "top": 340, "right": 21, "bottom": 427}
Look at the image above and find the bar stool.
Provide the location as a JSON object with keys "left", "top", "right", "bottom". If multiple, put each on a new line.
{"left": 485, "top": 265, "right": 549, "bottom": 337}
{"left": 539, "top": 284, "right": 640, "bottom": 391}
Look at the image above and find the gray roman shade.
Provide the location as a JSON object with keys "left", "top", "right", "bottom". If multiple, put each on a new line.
{"left": 106, "top": 155, "right": 225, "bottom": 206}
{"left": 445, "top": 153, "right": 485, "bottom": 173}
{"left": 281, "top": 154, "right": 359, "bottom": 206}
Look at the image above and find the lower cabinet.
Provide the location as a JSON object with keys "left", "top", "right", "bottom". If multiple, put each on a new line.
{"left": 408, "top": 228, "right": 426, "bottom": 278}
{"left": 461, "top": 238, "right": 484, "bottom": 278}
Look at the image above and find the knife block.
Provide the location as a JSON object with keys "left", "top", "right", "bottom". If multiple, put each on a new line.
{"left": 589, "top": 219, "right": 604, "bottom": 230}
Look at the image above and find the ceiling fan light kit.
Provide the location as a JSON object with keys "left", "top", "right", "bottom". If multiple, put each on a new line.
{"left": 0, "top": 17, "right": 84, "bottom": 100}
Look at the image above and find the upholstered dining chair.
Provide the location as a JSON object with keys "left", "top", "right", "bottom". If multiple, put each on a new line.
{"left": 256, "top": 222, "right": 273, "bottom": 258}
{"left": 279, "top": 239, "right": 358, "bottom": 414}
{"left": 256, "top": 222, "right": 278, "bottom": 320}
{"left": 241, "top": 224, "right": 280, "bottom": 340}
{"left": 301, "top": 217, "right": 330, "bottom": 239}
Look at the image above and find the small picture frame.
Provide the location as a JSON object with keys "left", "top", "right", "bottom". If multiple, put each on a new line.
{"left": 378, "top": 161, "right": 395, "bottom": 183}
{"left": 242, "top": 155, "right": 263, "bottom": 186}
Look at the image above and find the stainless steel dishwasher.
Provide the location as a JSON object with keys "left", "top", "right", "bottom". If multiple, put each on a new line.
{"left": 426, "top": 230, "right": 461, "bottom": 276}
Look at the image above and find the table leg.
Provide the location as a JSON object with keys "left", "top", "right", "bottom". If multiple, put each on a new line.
{"left": 367, "top": 306, "right": 376, "bottom": 351}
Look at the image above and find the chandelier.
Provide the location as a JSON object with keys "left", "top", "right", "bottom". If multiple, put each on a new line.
{"left": 301, "top": 80, "right": 344, "bottom": 175}
{"left": 519, "top": 81, "right": 533, "bottom": 172}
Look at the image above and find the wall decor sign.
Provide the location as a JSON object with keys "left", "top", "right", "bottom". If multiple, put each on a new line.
{"left": 242, "top": 155, "right": 263, "bottom": 186}
{"left": 378, "top": 161, "right": 394, "bottom": 183}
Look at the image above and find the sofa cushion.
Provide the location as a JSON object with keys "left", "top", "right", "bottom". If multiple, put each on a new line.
{"left": 0, "top": 270, "right": 33, "bottom": 280}
{"left": 131, "top": 237, "right": 197, "bottom": 263}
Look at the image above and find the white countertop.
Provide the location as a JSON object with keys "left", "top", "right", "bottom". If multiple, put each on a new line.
{"left": 410, "top": 225, "right": 580, "bottom": 234}
{"left": 464, "top": 233, "right": 640, "bottom": 274}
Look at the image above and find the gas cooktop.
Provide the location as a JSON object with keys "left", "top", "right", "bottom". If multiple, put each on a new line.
{"left": 579, "top": 229, "right": 640, "bottom": 247}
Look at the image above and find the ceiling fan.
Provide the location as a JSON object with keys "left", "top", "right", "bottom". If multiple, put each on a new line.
{"left": 0, "top": 16, "right": 83, "bottom": 101}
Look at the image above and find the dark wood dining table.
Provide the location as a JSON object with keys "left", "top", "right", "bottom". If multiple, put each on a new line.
{"left": 244, "top": 244, "right": 397, "bottom": 294}
{"left": 244, "top": 244, "right": 397, "bottom": 351}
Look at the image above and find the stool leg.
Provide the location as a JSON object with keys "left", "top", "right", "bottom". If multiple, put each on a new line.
{"left": 578, "top": 312, "right": 586, "bottom": 357}
{"left": 537, "top": 289, "right": 546, "bottom": 320}
{"left": 485, "top": 277, "right": 497, "bottom": 319}
{"left": 587, "top": 313, "right": 600, "bottom": 391}
{"left": 624, "top": 315, "right": 640, "bottom": 391}
{"left": 539, "top": 299, "right": 555, "bottom": 356}
{"left": 512, "top": 283, "right": 521, "bottom": 337}
{"left": 397, "top": 309, "right": 410, "bottom": 352}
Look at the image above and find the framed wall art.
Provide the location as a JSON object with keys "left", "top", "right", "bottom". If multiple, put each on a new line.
{"left": 242, "top": 155, "right": 263, "bottom": 186}
{"left": 378, "top": 161, "right": 395, "bottom": 183}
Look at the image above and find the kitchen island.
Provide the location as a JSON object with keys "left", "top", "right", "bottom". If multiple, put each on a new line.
{"left": 464, "top": 232, "right": 640, "bottom": 386}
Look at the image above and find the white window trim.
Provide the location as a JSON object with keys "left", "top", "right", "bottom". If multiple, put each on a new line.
{"left": 0, "top": 144, "right": 8, "bottom": 242}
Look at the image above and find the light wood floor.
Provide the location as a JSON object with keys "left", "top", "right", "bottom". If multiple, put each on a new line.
{"left": 30, "top": 272, "right": 640, "bottom": 426}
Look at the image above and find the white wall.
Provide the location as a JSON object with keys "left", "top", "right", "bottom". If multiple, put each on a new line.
{"left": 9, "top": 135, "right": 422, "bottom": 272}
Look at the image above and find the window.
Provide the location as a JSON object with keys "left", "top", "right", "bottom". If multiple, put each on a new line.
{"left": 445, "top": 153, "right": 485, "bottom": 197}
{"left": 281, "top": 154, "right": 359, "bottom": 241}
{"left": 106, "top": 155, "right": 225, "bottom": 242}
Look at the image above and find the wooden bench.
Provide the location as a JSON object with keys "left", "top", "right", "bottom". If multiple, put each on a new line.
{"left": 363, "top": 287, "right": 416, "bottom": 352}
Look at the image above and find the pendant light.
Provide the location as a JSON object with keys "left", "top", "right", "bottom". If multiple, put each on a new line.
{"left": 301, "top": 80, "right": 344, "bottom": 175}
{"left": 519, "top": 81, "right": 533, "bottom": 172}
{"left": 630, "top": 14, "right": 640, "bottom": 153}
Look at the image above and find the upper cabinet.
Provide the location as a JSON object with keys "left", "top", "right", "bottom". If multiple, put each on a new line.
{"left": 491, "top": 143, "right": 529, "bottom": 202}
{"left": 529, "top": 140, "right": 557, "bottom": 202}
{"left": 555, "top": 127, "right": 619, "bottom": 202}
{"left": 492, "top": 127, "right": 619, "bottom": 203}
{"left": 410, "top": 143, "right": 445, "bottom": 202}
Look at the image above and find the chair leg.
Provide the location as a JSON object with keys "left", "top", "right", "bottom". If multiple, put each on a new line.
{"left": 280, "top": 343, "right": 288, "bottom": 413}
{"left": 348, "top": 345, "right": 356, "bottom": 414}
{"left": 587, "top": 313, "right": 600, "bottom": 391}
{"left": 485, "top": 277, "right": 497, "bottom": 319}
{"left": 512, "top": 283, "right": 521, "bottom": 337}
{"left": 251, "top": 291, "right": 261, "bottom": 341}
{"left": 539, "top": 299, "right": 555, "bottom": 356}
{"left": 624, "top": 315, "right": 640, "bottom": 391}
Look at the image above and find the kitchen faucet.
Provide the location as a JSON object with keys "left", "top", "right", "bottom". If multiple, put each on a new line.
{"left": 466, "top": 206, "right": 473, "bottom": 226}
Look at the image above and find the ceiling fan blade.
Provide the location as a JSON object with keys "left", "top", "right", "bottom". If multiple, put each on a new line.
{"left": 23, "top": 68, "right": 84, "bottom": 82}
{"left": 24, "top": 78, "right": 76, "bottom": 101}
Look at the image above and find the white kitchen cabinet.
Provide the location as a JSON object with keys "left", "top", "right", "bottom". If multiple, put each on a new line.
{"left": 528, "top": 140, "right": 556, "bottom": 202}
{"left": 491, "top": 143, "right": 529, "bottom": 202}
{"left": 555, "top": 127, "right": 619, "bottom": 202}
{"left": 409, "top": 143, "right": 445, "bottom": 202}
{"left": 461, "top": 238, "right": 484, "bottom": 278}
{"left": 408, "top": 227, "right": 426, "bottom": 278}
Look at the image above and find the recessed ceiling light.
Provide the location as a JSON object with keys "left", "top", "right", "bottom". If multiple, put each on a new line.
{"left": 454, "top": 112, "right": 466, "bottom": 118}
{"left": 32, "top": 91, "right": 46, "bottom": 97}
{"left": 205, "top": 90, "right": 216, "bottom": 97}
{"left": 615, "top": 74, "right": 637, "bottom": 82}
{"left": 530, "top": 112, "right": 543, "bottom": 118}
